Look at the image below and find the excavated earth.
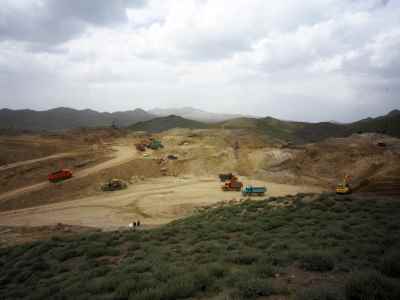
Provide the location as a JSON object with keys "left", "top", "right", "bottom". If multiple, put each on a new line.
{"left": 0, "top": 129, "right": 399, "bottom": 242}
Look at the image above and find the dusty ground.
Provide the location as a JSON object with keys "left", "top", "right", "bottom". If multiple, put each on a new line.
{"left": 0, "top": 129, "right": 398, "bottom": 240}
{"left": 0, "top": 175, "right": 322, "bottom": 230}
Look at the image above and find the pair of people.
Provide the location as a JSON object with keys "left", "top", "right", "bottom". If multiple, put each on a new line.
{"left": 129, "top": 220, "right": 141, "bottom": 230}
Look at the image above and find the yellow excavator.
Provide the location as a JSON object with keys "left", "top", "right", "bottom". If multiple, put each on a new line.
{"left": 336, "top": 175, "right": 352, "bottom": 195}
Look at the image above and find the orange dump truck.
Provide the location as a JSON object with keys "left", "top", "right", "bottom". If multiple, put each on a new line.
{"left": 221, "top": 177, "right": 243, "bottom": 191}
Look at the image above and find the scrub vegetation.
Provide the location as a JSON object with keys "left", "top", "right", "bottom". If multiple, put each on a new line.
{"left": 1, "top": 193, "right": 400, "bottom": 299}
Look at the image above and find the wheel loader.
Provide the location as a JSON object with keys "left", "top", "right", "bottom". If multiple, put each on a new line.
{"left": 336, "top": 175, "right": 352, "bottom": 195}
{"left": 101, "top": 179, "right": 128, "bottom": 192}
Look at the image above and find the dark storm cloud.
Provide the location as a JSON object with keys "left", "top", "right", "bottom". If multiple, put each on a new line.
{"left": 0, "top": 0, "right": 145, "bottom": 46}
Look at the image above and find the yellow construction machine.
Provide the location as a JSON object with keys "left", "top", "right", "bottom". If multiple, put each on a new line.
{"left": 336, "top": 175, "right": 352, "bottom": 195}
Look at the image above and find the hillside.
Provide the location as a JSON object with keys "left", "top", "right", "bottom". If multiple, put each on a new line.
{"left": 219, "top": 116, "right": 304, "bottom": 142}
{"left": 219, "top": 110, "right": 400, "bottom": 143}
{"left": 148, "top": 107, "right": 250, "bottom": 123}
{"left": 0, "top": 107, "right": 156, "bottom": 131}
{"left": 1, "top": 194, "right": 399, "bottom": 299}
{"left": 129, "top": 115, "right": 208, "bottom": 133}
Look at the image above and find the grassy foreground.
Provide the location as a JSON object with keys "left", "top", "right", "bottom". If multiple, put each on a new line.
{"left": 1, "top": 194, "right": 400, "bottom": 299}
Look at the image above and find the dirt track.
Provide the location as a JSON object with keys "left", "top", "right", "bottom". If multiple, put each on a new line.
{"left": 0, "top": 145, "right": 137, "bottom": 202}
{"left": 0, "top": 176, "right": 323, "bottom": 230}
{"left": 0, "top": 152, "right": 74, "bottom": 171}
{"left": 2, "top": 131, "right": 396, "bottom": 232}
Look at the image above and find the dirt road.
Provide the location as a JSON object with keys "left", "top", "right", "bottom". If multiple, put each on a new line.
{"left": 0, "top": 176, "right": 323, "bottom": 230}
{"left": 0, "top": 152, "right": 75, "bottom": 171}
{"left": 0, "top": 145, "right": 137, "bottom": 202}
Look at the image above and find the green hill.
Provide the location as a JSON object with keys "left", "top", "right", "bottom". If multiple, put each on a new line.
{"left": 219, "top": 110, "right": 400, "bottom": 143}
{"left": 350, "top": 109, "right": 400, "bottom": 137}
{"left": 129, "top": 115, "right": 208, "bottom": 133}
{"left": 1, "top": 194, "right": 399, "bottom": 299}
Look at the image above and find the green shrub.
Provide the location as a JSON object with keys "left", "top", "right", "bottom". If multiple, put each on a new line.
{"left": 234, "top": 277, "right": 275, "bottom": 299}
{"left": 253, "top": 263, "right": 277, "bottom": 278}
{"left": 131, "top": 261, "right": 152, "bottom": 273}
{"left": 381, "top": 251, "right": 400, "bottom": 278}
{"left": 300, "top": 251, "right": 335, "bottom": 272}
{"left": 130, "top": 288, "right": 164, "bottom": 300}
{"left": 207, "top": 262, "right": 227, "bottom": 278}
{"left": 159, "top": 275, "right": 199, "bottom": 299}
{"left": 345, "top": 271, "right": 400, "bottom": 300}
{"left": 226, "top": 252, "right": 260, "bottom": 265}
{"left": 295, "top": 286, "right": 342, "bottom": 300}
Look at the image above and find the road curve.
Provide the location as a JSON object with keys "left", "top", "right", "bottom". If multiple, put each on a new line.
{"left": 0, "top": 146, "right": 137, "bottom": 202}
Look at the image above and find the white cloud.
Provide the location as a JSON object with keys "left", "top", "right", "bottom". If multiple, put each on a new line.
{"left": 0, "top": 0, "right": 399, "bottom": 121}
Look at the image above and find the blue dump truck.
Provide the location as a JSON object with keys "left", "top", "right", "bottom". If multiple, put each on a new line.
{"left": 242, "top": 185, "right": 267, "bottom": 196}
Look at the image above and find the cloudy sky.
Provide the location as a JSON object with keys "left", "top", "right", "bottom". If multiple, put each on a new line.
{"left": 0, "top": 0, "right": 399, "bottom": 122}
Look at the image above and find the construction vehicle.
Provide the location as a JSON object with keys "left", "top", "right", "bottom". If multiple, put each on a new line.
{"left": 148, "top": 140, "right": 164, "bottom": 150}
{"left": 135, "top": 143, "right": 146, "bottom": 152}
{"left": 101, "top": 179, "right": 128, "bottom": 192}
{"left": 48, "top": 169, "right": 73, "bottom": 182}
{"left": 219, "top": 173, "right": 234, "bottom": 182}
{"left": 242, "top": 186, "right": 266, "bottom": 196}
{"left": 336, "top": 175, "right": 352, "bottom": 195}
{"left": 222, "top": 177, "right": 243, "bottom": 191}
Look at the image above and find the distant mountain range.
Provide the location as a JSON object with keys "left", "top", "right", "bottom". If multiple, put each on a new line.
{"left": 218, "top": 109, "right": 400, "bottom": 143}
{"left": 0, "top": 107, "right": 156, "bottom": 131}
{"left": 148, "top": 107, "right": 251, "bottom": 122}
{"left": 0, "top": 107, "right": 399, "bottom": 143}
{"left": 129, "top": 115, "right": 208, "bottom": 133}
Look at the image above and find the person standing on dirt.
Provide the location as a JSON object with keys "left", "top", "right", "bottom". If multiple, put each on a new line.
{"left": 137, "top": 220, "right": 141, "bottom": 227}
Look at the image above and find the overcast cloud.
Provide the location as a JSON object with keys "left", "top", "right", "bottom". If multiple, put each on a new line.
{"left": 0, "top": 0, "right": 399, "bottom": 122}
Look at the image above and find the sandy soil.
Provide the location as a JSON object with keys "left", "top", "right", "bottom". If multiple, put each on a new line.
{"left": 1, "top": 130, "right": 397, "bottom": 236}
{"left": 0, "top": 145, "right": 138, "bottom": 202}
{"left": 0, "top": 176, "right": 323, "bottom": 230}
{"left": 0, "top": 152, "right": 75, "bottom": 171}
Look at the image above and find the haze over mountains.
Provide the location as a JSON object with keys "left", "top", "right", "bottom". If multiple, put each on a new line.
{"left": 148, "top": 107, "right": 252, "bottom": 123}
{"left": 0, "top": 107, "right": 156, "bottom": 131}
{"left": 0, "top": 107, "right": 399, "bottom": 143}
{"left": 0, "top": 107, "right": 248, "bottom": 131}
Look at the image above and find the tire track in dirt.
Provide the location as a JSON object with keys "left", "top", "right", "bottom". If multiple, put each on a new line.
{"left": 0, "top": 146, "right": 138, "bottom": 202}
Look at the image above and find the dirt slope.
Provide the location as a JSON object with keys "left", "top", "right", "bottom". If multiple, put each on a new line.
{"left": 0, "top": 145, "right": 137, "bottom": 203}
{"left": 0, "top": 176, "right": 323, "bottom": 230}
{"left": 258, "top": 133, "right": 400, "bottom": 193}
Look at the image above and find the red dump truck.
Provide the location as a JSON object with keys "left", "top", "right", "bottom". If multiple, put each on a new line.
{"left": 48, "top": 169, "right": 73, "bottom": 182}
{"left": 135, "top": 143, "right": 146, "bottom": 152}
{"left": 222, "top": 178, "right": 243, "bottom": 191}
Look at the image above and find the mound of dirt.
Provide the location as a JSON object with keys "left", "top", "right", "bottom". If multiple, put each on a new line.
{"left": 258, "top": 133, "right": 400, "bottom": 193}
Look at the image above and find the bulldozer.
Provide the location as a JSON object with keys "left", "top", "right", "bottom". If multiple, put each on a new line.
{"left": 101, "top": 179, "right": 128, "bottom": 192}
{"left": 336, "top": 175, "right": 352, "bottom": 195}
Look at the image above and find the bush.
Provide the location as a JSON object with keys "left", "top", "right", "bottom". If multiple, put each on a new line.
{"left": 253, "top": 262, "right": 277, "bottom": 278}
{"left": 207, "top": 262, "right": 227, "bottom": 279}
{"left": 234, "top": 277, "right": 275, "bottom": 299}
{"left": 381, "top": 251, "right": 400, "bottom": 278}
{"left": 345, "top": 271, "right": 400, "bottom": 300}
{"left": 295, "top": 286, "right": 342, "bottom": 300}
{"left": 226, "top": 252, "right": 260, "bottom": 265}
{"left": 300, "top": 251, "right": 335, "bottom": 272}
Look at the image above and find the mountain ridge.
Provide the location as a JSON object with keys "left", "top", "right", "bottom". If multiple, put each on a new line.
{"left": 129, "top": 114, "right": 208, "bottom": 133}
{"left": 0, "top": 107, "right": 156, "bottom": 131}
{"left": 0, "top": 107, "right": 399, "bottom": 142}
{"left": 148, "top": 107, "right": 253, "bottom": 122}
